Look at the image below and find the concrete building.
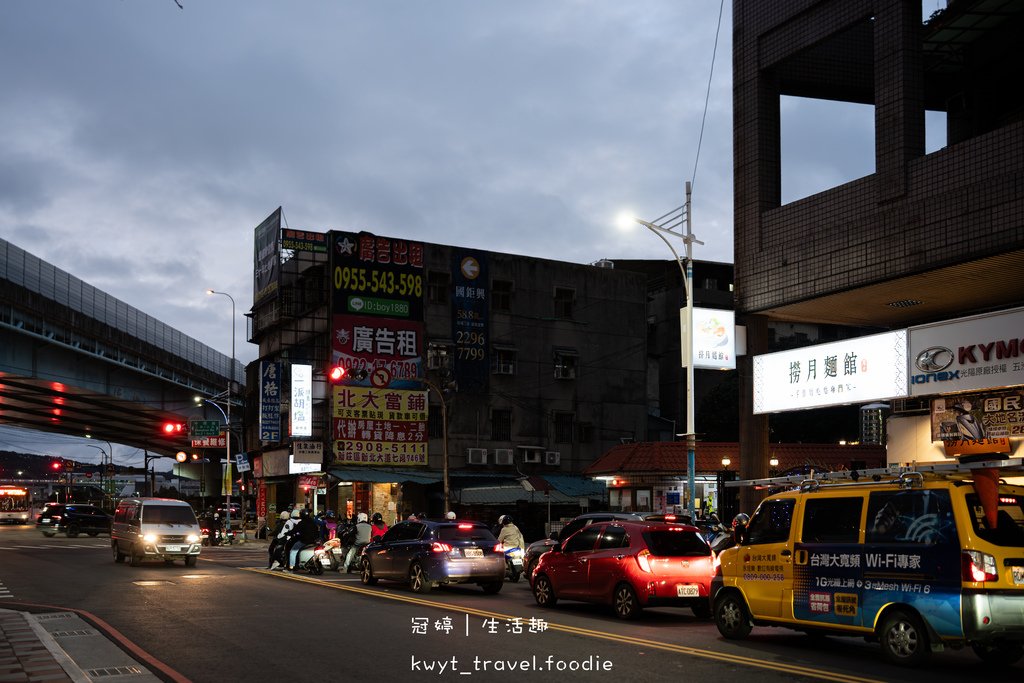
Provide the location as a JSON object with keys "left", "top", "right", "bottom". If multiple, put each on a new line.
{"left": 733, "top": 0, "right": 1024, "bottom": 511}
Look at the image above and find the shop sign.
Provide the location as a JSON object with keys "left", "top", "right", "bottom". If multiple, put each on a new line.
{"left": 290, "top": 363, "right": 312, "bottom": 438}
{"left": 292, "top": 441, "right": 323, "bottom": 464}
{"left": 691, "top": 308, "right": 735, "bottom": 370}
{"left": 191, "top": 435, "right": 226, "bottom": 448}
{"left": 298, "top": 474, "right": 322, "bottom": 489}
{"left": 753, "top": 331, "right": 907, "bottom": 413}
{"left": 332, "top": 385, "right": 428, "bottom": 466}
{"left": 942, "top": 438, "right": 1011, "bottom": 457}
{"left": 931, "top": 391, "right": 1024, "bottom": 440}
{"left": 909, "top": 306, "right": 1024, "bottom": 397}
{"left": 259, "top": 361, "right": 282, "bottom": 442}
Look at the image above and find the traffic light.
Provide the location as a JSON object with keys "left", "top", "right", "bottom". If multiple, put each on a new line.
{"left": 50, "top": 460, "right": 62, "bottom": 471}
{"left": 161, "top": 421, "right": 186, "bottom": 436}
{"left": 328, "top": 365, "right": 347, "bottom": 383}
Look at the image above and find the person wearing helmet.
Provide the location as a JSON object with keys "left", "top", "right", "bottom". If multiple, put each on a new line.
{"left": 285, "top": 508, "right": 318, "bottom": 571}
{"left": 342, "top": 512, "right": 373, "bottom": 573}
{"left": 271, "top": 509, "right": 301, "bottom": 570}
{"left": 496, "top": 514, "right": 526, "bottom": 553}
{"left": 370, "top": 512, "right": 389, "bottom": 541}
{"left": 267, "top": 510, "right": 291, "bottom": 569}
{"left": 732, "top": 513, "right": 750, "bottom": 544}
{"left": 445, "top": 511, "right": 456, "bottom": 520}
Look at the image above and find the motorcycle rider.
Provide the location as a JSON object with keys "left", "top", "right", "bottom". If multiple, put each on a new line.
{"left": 342, "top": 512, "right": 373, "bottom": 573}
{"left": 496, "top": 514, "right": 525, "bottom": 553}
{"left": 272, "top": 509, "right": 300, "bottom": 570}
{"left": 369, "top": 512, "right": 389, "bottom": 541}
{"left": 267, "top": 510, "right": 291, "bottom": 569}
{"left": 286, "top": 508, "right": 319, "bottom": 571}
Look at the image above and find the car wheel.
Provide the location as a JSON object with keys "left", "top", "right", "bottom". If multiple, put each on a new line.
{"left": 613, "top": 583, "right": 642, "bottom": 620}
{"left": 361, "top": 558, "right": 378, "bottom": 585}
{"left": 525, "top": 557, "right": 538, "bottom": 581}
{"left": 409, "top": 562, "right": 431, "bottom": 593}
{"left": 691, "top": 600, "right": 713, "bottom": 620}
{"left": 533, "top": 574, "right": 557, "bottom": 607}
{"left": 311, "top": 559, "right": 324, "bottom": 576}
{"left": 714, "top": 592, "right": 753, "bottom": 639}
{"left": 508, "top": 568, "right": 522, "bottom": 583}
{"left": 878, "top": 609, "right": 930, "bottom": 666}
{"left": 971, "top": 641, "right": 1024, "bottom": 666}
{"left": 113, "top": 542, "right": 126, "bottom": 564}
{"left": 481, "top": 581, "right": 503, "bottom": 595}
{"left": 129, "top": 544, "right": 142, "bottom": 567}
{"left": 66, "top": 524, "right": 79, "bottom": 538}
{"left": 184, "top": 555, "right": 197, "bottom": 567}
{"left": 87, "top": 531, "right": 99, "bottom": 537}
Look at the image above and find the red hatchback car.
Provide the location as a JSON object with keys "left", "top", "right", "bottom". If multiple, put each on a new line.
{"left": 531, "top": 520, "right": 716, "bottom": 620}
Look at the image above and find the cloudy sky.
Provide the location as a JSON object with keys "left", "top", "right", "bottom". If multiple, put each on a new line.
{"left": 0, "top": 1, "right": 948, "bottom": 462}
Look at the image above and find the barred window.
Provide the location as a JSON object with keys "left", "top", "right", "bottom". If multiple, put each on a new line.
{"left": 491, "top": 408, "right": 512, "bottom": 441}
{"left": 492, "top": 279, "right": 513, "bottom": 312}
{"left": 554, "top": 412, "right": 574, "bottom": 444}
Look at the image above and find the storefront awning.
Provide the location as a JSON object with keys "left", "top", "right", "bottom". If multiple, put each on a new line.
{"left": 327, "top": 468, "right": 442, "bottom": 485}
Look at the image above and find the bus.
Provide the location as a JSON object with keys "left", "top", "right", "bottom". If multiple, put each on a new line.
{"left": 0, "top": 485, "right": 34, "bottom": 524}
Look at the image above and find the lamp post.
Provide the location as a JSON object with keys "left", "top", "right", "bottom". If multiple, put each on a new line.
{"left": 195, "top": 394, "right": 246, "bottom": 541}
{"left": 415, "top": 376, "right": 451, "bottom": 515}
{"left": 769, "top": 456, "right": 780, "bottom": 477}
{"left": 634, "top": 182, "right": 703, "bottom": 522}
{"left": 206, "top": 289, "right": 236, "bottom": 541}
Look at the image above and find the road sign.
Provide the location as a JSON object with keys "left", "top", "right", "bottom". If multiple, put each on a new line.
{"left": 190, "top": 420, "right": 222, "bottom": 437}
{"left": 192, "top": 435, "right": 227, "bottom": 448}
{"left": 234, "top": 452, "right": 251, "bottom": 473}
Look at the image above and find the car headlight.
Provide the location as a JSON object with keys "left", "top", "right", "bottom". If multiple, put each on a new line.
{"left": 186, "top": 534, "right": 200, "bottom": 544}
{"left": 143, "top": 533, "right": 158, "bottom": 544}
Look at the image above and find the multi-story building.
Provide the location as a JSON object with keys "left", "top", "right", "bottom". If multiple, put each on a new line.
{"left": 733, "top": 1, "right": 1024, "bottom": 511}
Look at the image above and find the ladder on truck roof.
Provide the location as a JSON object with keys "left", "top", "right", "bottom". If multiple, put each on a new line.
{"left": 723, "top": 457, "right": 1024, "bottom": 492}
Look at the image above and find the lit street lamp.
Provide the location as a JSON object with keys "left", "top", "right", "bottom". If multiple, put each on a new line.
{"left": 206, "top": 289, "right": 237, "bottom": 540}
{"left": 631, "top": 182, "right": 703, "bottom": 522}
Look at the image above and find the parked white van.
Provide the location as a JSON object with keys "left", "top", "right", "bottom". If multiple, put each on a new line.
{"left": 111, "top": 498, "right": 202, "bottom": 567}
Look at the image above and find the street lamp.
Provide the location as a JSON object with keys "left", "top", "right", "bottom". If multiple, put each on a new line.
{"left": 195, "top": 394, "right": 246, "bottom": 541}
{"left": 206, "top": 289, "right": 236, "bottom": 541}
{"left": 769, "top": 456, "right": 780, "bottom": 477}
{"left": 415, "top": 376, "right": 452, "bottom": 515}
{"left": 632, "top": 182, "right": 703, "bottom": 522}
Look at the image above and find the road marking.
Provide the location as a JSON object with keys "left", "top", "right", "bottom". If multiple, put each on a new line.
{"left": 243, "top": 568, "right": 884, "bottom": 683}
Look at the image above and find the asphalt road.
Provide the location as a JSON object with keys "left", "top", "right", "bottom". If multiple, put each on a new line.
{"left": 0, "top": 525, "right": 1014, "bottom": 683}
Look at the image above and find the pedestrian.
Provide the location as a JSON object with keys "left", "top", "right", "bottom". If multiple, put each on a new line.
{"left": 342, "top": 512, "right": 373, "bottom": 573}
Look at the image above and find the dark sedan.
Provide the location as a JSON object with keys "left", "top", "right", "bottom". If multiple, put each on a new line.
{"left": 361, "top": 520, "right": 505, "bottom": 594}
{"left": 36, "top": 504, "right": 111, "bottom": 538}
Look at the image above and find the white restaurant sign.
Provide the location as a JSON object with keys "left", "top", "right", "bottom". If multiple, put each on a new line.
{"left": 690, "top": 307, "right": 736, "bottom": 370}
{"left": 290, "top": 363, "right": 312, "bottom": 437}
{"left": 753, "top": 331, "right": 907, "bottom": 413}
{"left": 908, "top": 306, "right": 1024, "bottom": 397}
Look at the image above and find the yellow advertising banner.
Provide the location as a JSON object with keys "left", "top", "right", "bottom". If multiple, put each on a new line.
{"left": 332, "top": 386, "right": 428, "bottom": 466}
{"left": 942, "top": 437, "right": 1011, "bottom": 457}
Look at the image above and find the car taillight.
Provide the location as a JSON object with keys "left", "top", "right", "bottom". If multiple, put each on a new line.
{"left": 431, "top": 542, "right": 453, "bottom": 553}
{"left": 962, "top": 550, "right": 998, "bottom": 583}
{"left": 50, "top": 515, "right": 61, "bottom": 521}
{"left": 494, "top": 543, "right": 505, "bottom": 552}
{"left": 636, "top": 549, "right": 652, "bottom": 573}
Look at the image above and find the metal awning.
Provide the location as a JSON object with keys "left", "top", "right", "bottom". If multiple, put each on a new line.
{"left": 327, "top": 468, "right": 441, "bottom": 485}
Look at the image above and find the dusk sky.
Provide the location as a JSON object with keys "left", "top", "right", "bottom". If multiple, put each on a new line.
{"left": 0, "top": 1, "right": 949, "bottom": 463}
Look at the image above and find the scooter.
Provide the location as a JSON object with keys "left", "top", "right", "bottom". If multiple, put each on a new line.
{"left": 285, "top": 542, "right": 326, "bottom": 575}
{"left": 200, "top": 523, "right": 235, "bottom": 546}
{"left": 502, "top": 545, "right": 524, "bottom": 582}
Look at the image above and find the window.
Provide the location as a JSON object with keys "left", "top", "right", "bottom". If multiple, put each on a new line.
{"left": 597, "top": 526, "right": 628, "bottom": 550}
{"left": 427, "top": 271, "right": 450, "bottom": 305}
{"left": 491, "top": 408, "right": 511, "bottom": 441}
{"left": 492, "top": 279, "right": 513, "bottom": 312}
{"left": 745, "top": 499, "right": 795, "bottom": 545}
{"left": 701, "top": 277, "right": 718, "bottom": 291}
{"left": 491, "top": 348, "right": 516, "bottom": 375}
{"left": 576, "top": 422, "right": 594, "bottom": 443}
{"left": 642, "top": 530, "right": 711, "bottom": 557}
{"left": 554, "top": 412, "right": 574, "bottom": 443}
{"left": 553, "top": 350, "right": 577, "bottom": 380}
{"left": 564, "top": 525, "right": 602, "bottom": 553}
{"left": 427, "top": 342, "right": 452, "bottom": 371}
{"left": 802, "top": 497, "right": 863, "bottom": 544}
{"left": 866, "top": 490, "right": 958, "bottom": 545}
{"left": 965, "top": 491, "right": 1024, "bottom": 547}
{"left": 384, "top": 522, "right": 423, "bottom": 542}
{"left": 554, "top": 287, "right": 575, "bottom": 319}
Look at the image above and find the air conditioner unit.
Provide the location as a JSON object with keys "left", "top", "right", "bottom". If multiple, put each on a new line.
{"left": 494, "top": 449, "right": 514, "bottom": 466}
{"left": 466, "top": 448, "right": 487, "bottom": 465}
{"left": 545, "top": 451, "right": 561, "bottom": 466}
{"left": 493, "top": 361, "right": 514, "bottom": 375}
{"left": 522, "top": 451, "right": 543, "bottom": 464}
{"left": 553, "top": 366, "right": 575, "bottom": 380}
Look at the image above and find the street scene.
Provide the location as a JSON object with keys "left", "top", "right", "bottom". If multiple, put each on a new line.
{"left": 2, "top": 1, "right": 1024, "bottom": 682}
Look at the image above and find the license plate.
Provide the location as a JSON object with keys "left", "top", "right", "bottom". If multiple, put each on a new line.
{"left": 1013, "top": 566, "right": 1024, "bottom": 586}
{"left": 464, "top": 547, "right": 483, "bottom": 558}
{"left": 677, "top": 584, "right": 700, "bottom": 597}
{"left": 41, "top": 520, "right": 51, "bottom": 525}
{"left": 164, "top": 546, "right": 182, "bottom": 552}
{"left": 321, "top": 558, "right": 333, "bottom": 567}
{"left": 512, "top": 558, "right": 523, "bottom": 566}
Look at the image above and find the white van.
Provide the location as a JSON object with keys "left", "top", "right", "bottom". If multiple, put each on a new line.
{"left": 111, "top": 498, "right": 202, "bottom": 567}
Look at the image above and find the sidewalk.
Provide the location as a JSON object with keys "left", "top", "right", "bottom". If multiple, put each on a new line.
{"left": 0, "top": 608, "right": 164, "bottom": 683}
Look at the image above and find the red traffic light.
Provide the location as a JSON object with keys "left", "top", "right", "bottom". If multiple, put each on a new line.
{"left": 162, "top": 421, "right": 186, "bottom": 435}
{"left": 50, "top": 460, "right": 62, "bottom": 471}
{"left": 328, "top": 365, "right": 347, "bottom": 383}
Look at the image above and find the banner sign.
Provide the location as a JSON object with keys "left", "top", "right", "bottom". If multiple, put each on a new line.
{"left": 452, "top": 251, "right": 489, "bottom": 393}
{"left": 753, "top": 331, "right": 907, "bottom": 413}
{"left": 331, "top": 314, "right": 423, "bottom": 389}
{"left": 292, "top": 440, "right": 323, "bottom": 464}
{"left": 908, "top": 306, "right": 1024, "bottom": 397}
{"left": 942, "top": 438, "right": 1011, "bottom": 457}
{"left": 281, "top": 229, "right": 327, "bottom": 253}
{"left": 290, "top": 363, "right": 312, "bottom": 437}
{"left": 332, "top": 386, "right": 428, "bottom": 466}
{"left": 331, "top": 231, "right": 424, "bottom": 319}
{"left": 692, "top": 308, "right": 736, "bottom": 370}
{"left": 931, "top": 390, "right": 1024, "bottom": 441}
{"left": 253, "top": 207, "right": 281, "bottom": 306}
{"left": 259, "top": 361, "right": 282, "bottom": 442}
{"left": 191, "top": 435, "right": 226, "bottom": 448}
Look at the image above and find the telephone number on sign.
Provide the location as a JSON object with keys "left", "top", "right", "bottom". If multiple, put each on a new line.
{"left": 336, "top": 441, "right": 427, "bottom": 455}
{"left": 334, "top": 267, "right": 423, "bottom": 297}
{"left": 743, "top": 573, "right": 785, "bottom": 582}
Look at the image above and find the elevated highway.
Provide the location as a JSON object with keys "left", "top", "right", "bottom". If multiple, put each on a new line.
{"left": 0, "top": 238, "right": 244, "bottom": 457}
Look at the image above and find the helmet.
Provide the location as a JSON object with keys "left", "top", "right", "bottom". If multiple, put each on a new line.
{"left": 445, "top": 511, "right": 456, "bottom": 520}
{"left": 279, "top": 511, "right": 290, "bottom": 520}
{"left": 213, "top": 514, "right": 220, "bottom": 520}
{"left": 499, "top": 515, "right": 511, "bottom": 526}
{"left": 290, "top": 509, "right": 302, "bottom": 519}
{"left": 732, "top": 513, "right": 750, "bottom": 529}
{"left": 325, "top": 510, "right": 336, "bottom": 519}
{"left": 357, "top": 512, "right": 368, "bottom": 523}
{"left": 371, "top": 512, "right": 383, "bottom": 522}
